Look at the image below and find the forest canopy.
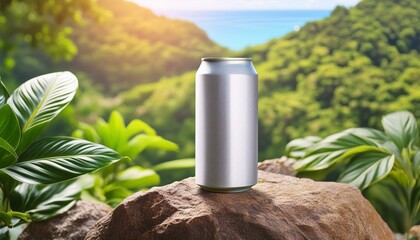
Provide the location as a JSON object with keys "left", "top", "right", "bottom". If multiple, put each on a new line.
{"left": 1, "top": 0, "right": 419, "bottom": 163}
{"left": 1, "top": 0, "right": 226, "bottom": 92}
{"left": 119, "top": 0, "right": 420, "bottom": 161}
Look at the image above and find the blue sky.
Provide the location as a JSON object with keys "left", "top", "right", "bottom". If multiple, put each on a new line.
{"left": 131, "top": 0, "right": 361, "bottom": 11}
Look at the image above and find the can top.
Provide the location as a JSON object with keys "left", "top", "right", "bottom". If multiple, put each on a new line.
{"left": 202, "top": 57, "right": 252, "bottom": 62}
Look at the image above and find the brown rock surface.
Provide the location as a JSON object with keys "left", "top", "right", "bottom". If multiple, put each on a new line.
{"left": 409, "top": 225, "right": 420, "bottom": 239}
{"left": 19, "top": 200, "right": 112, "bottom": 240}
{"left": 258, "top": 156, "right": 296, "bottom": 176}
{"left": 86, "top": 171, "right": 394, "bottom": 240}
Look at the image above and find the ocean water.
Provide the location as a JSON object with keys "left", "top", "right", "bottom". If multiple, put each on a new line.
{"left": 155, "top": 10, "right": 331, "bottom": 50}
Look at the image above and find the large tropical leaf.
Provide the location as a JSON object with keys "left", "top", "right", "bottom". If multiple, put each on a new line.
{"left": 152, "top": 159, "right": 195, "bottom": 172}
{"left": 338, "top": 151, "right": 395, "bottom": 189}
{"left": 93, "top": 112, "right": 162, "bottom": 153}
{"left": 364, "top": 178, "right": 407, "bottom": 233}
{"left": 112, "top": 166, "right": 160, "bottom": 189}
{"left": 0, "top": 138, "right": 17, "bottom": 168}
{"left": 7, "top": 72, "right": 78, "bottom": 150}
{"left": 0, "top": 105, "right": 20, "bottom": 148}
{"left": 295, "top": 128, "right": 389, "bottom": 171}
{"left": 285, "top": 136, "right": 322, "bottom": 159}
{"left": 0, "top": 80, "right": 9, "bottom": 107}
{"left": 414, "top": 151, "right": 420, "bottom": 178}
{"left": 0, "top": 105, "right": 20, "bottom": 168}
{"left": 122, "top": 135, "right": 178, "bottom": 159}
{"left": 126, "top": 119, "right": 156, "bottom": 137}
{"left": 95, "top": 111, "right": 126, "bottom": 151}
{"left": 411, "top": 181, "right": 420, "bottom": 226}
{"left": 382, "top": 111, "right": 419, "bottom": 150}
{"left": 2, "top": 137, "right": 124, "bottom": 184}
{"left": 10, "top": 181, "right": 81, "bottom": 221}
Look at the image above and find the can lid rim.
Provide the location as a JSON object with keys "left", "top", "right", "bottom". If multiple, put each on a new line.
{"left": 202, "top": 57, "right": 252, "bottom": 62}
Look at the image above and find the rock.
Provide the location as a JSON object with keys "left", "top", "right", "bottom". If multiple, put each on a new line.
{"left": 86, "top": 171, "right": 394, "bottom": 240}
{"left": 394, "top": 233, "right": 405, "bottom": 240}
{"left": 258, "top": 157, "right": 296, "bottom": 176}
{"left": 409, "top": 226, "right": 420, "bottom": 239}
{"left": 19, "top": 201, "right": 112, "bottom": 240}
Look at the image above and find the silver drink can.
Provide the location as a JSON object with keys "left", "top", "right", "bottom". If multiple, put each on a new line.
{"left": 195, "top": 57, "right": 258, "bottom": 193}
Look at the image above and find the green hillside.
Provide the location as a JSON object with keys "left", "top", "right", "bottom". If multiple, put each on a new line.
{"left": 5, "top": 0, "right": 226, "bottom": 93}
{"left": 69, "top": 0, "right": 226, "bottom": 92}
{"left": 120, "top": 0, "right": 420, "bottom": 162}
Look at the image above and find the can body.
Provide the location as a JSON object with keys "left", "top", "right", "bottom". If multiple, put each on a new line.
{"left": 195, "top": 57, "right": 258, "bottom": 192}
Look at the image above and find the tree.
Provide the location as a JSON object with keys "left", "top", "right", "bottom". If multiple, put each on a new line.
{"left": 0, "top": 0, "right": 107, "bottom": 77}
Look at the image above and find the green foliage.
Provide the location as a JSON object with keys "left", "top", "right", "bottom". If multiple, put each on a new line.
{"left": 0, "top": 72, "right": 124, "bottom": 236}
{"left": 4, "top": 137, "right": 123, "bottom": 185}
{"left": 152, "top": 159, "right": 195, "bottom": 185}
{"left": 152, "top": 159, "right": 195, "bottom": 172}
{"left": 73, "top": 111, "right": 193, "bottom": 206}
{"left": 118, "top": 0, "right": 420, "bottom": 163}
{"left": 73, "top": 111, "right": 178, "bottom": 159}
{"left": 0, "top": 0, "right": 107, "bottom": 79}
{"left": 1, "top": 0, "right": 227, "bottom": 92}
{"left": 8, "top": 72, "right": 78, "bottom": 151}
{"left": 288, "top": 111, "right": 420, "bottom": 234}
{"left": 0, "top": 81, "right": 8, "bottom": 106}
{"left": 120, "top": 72, "right": 196, "bottom": 161}
{"left": 67, "top": 0, "right": 226, "bottom": 92}
{"left": 11, "top": 181, "right": 81, "bottom": 221}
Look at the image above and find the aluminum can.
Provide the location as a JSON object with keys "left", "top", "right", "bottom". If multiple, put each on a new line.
{"left": 195, "top": 57, "right": 258, "bottom": 193}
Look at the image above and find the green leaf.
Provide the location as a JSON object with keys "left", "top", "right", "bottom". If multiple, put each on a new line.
{"left": 413, "top": 151, "right": 420, "bottom": 178}
{"left": 107, "top": 111, "right": 127, "bottom": 150}
{"left": 338, "top": 152, "right": 395, "bottom": 189}
{"left": 411, "top": 181, "right": 420, "bottom": 225}
{"left": 382, "top": 111, "right": 418, "bottom": 150}
{"left": 78, "top": 174, "right": 107, "bottom": 202}
{"left": 71, "top": 123, "right": 100, "bottom": 143}
{"left": 0, "top": 80, "right": 9, "bottom": 107}
{"left": 152, "top": 159, "right": 195, "bottom": 172}
{"left": 122, "top": 135, "right": 178, "bottom": 159}
{"left": 0, "top": 105, "right": 20, "bottom": 148}
{"left": 126, "top": 119, "right": 156, "bottom": 137}
{"left": 388, "top": 168, "right": 415, "bottom": 189}
{"left": 144, "top": 137, "right": 179, "bottom": 151}
{"left": 364, "top": 179, "right": 406, "bottom": 233}
{"left": 94, "top": 119, "right": 111, "bottom": 147}
{"left": 0, "top": 227, "right": 9, "bottom": 240}
{"left": 0, "top": 211, "right": 12, "bottom": 226}
{"left": 7, "top": 72, "right": 78, "bottom": 150}
{"left": 0, "top": 105, "right": 20, "bottom": 167}
{"left": 294, "top": 150, "right": 347, "bottom": 171}
{"left": 3, "top": 137, "right": 124, "bottom": 184}
{"left": 103, "top": 185, "right": 133, "bottom": 207}
{"left": 112, "top": 166, "right": 160, "bottom": 189}
{"left": 295, "top": 128, "right": 389, "bottom": 171}
{"left": 285, "top": 136, "right": 322, "bottom": 159}
{"left": 0, "top": 138, "right": 17, "bottom": 167}
{"left": 10, "top": 181, "right": 81, "bottom": 221}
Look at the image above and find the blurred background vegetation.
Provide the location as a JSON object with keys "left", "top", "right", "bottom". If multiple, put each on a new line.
{"left": 1, "top": 0, "right": 419, "bottom": 184}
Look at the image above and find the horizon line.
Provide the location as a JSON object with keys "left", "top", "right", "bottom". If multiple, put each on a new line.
{"left": 153, "top": 9, "right": 335, "bottom": 12}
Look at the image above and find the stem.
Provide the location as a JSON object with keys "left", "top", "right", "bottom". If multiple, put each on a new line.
{"left": 401, "top": 148, "right": 413, "bottom": 179}
{"left": 401, "top": 176, "right": 419, "bottom": 236}
{"left": 0, "top": 172, "right": 18, "bottom": 213}
{"left": 408, "top": 179, "right": 420, "bottom": 232}
{"left": 111, "top": 162, "right": 119, "bottom": 182}
{"left": 0, "top": 173, "right": 20, "bottom": 228}
{"left": 9, "top": 212, "right": 31, "bottom": 223}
